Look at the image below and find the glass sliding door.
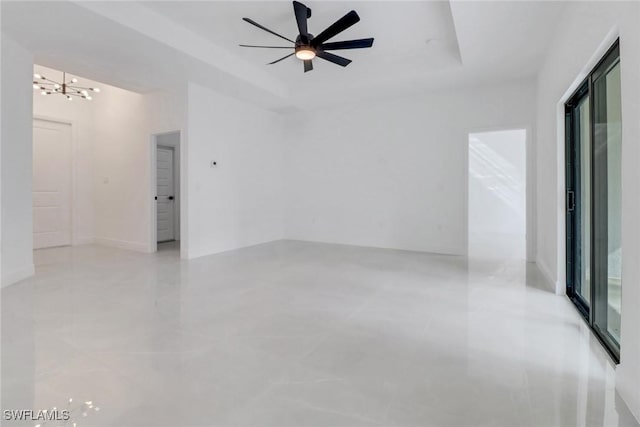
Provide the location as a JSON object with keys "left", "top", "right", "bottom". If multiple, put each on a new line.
{"left": 566, "top": 85, "right": 591, "bottom": 317}
{"left": 592, "top": 45, "right": 622, "bottom": 349}
{"left": 565, "top": 40, "right": 621, "bottom": 361}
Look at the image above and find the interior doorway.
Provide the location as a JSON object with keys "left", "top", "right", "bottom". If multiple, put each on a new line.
{"left": 32, "top": 118, "right": 72, "bottom": 249}
{"left": 467, "top": 129, "right": 527, "bottom": 259}
{"left": 157, "top": 145, "right": 177, "bottom": 242}
{"left": 151, "top": 131, "right": 181, "bottom": 252}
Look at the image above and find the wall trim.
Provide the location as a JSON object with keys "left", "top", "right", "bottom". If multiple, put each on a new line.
{"left": 186, "top": 238, "right": 283, "bottom": 260}
{"left": 537, "top": 257, "right": 563, "bottom": 295}
{"left": 1, "top": 263, "right": 35, "bottom": 288}
{"left": 94, "top": 237, "right": 149, "bottom": 253}
{"left": 72, "top": 236, "right": 95, "bottom": 246}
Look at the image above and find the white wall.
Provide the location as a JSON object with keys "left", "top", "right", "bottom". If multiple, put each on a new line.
{"left": 1, "top": 36, "right": 34, "bottom": 286}
{"left": 186, "top": 82, "right": 284, "bottom": 259}
{"left": 145, "top": 90, "right": 187, "bottom": 255}
{"left": 91, "top": 85, "right": 150, "bottom": 252}
{"left": 283, "top": 81, "right": 536, "bottom": 257}
{"left": 535, "top": 0, "right": 640, "bottom": 419}
{"left": 31, "top": 66, "right": 187, "bottom": 255}
{"left": 92, "top": 86, "right": 187, "bottom": 253}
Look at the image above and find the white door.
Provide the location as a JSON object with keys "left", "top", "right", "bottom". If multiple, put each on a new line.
{"left": 32, "top": 119, "right": 72, "bottom": 249}
{"left": 157, "top": 146, "right": 175, "bottom": 242}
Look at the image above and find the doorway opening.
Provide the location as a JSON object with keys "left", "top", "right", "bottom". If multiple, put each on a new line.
{"left": 467, "top": 129, "right": 527, "bottom": 259}
{"left": 151, "top": 131, "right": 181, "bottom": 254}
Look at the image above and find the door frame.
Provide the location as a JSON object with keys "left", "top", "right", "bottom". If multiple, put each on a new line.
{"left": 32, "top": 116, "right": 76, "bottom": 246}
{"left": 555, "top": 28, "right": 620, "bottom": 297}
{"left": 564, "top": 81, "right": 591, "bottom": 319}
{"left": 564, "top": 39, "right": 621, "bottom": 363}
{"left": 149, "top": 130, "right": 184, "bottom": 256}
{"left": 156, "top": 145, "right": 178, "bottom": 243}
{"left": 464, "top": 124, "right": 533, "bottom": 262}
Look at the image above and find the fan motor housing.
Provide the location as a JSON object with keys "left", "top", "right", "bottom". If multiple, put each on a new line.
{"left": 295, "top": 33, "right": 314, "bottom": 48}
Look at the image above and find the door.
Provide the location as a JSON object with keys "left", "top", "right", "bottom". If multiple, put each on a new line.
{"left": 32, "top": 119, "right": 72, "bottom": 249}
{"left": 566, "top": 84, "right": 591, "bottom": 316}
{"left": 591, "top": 44, "right": 622, "bottom": 350}
{"left": 156, "top": 146, "right": 175, "bottom": 242}
{"left": 565, "top": 40, "right": 621, "bottom": 361}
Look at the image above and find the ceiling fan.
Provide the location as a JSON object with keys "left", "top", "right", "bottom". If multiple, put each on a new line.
{"left": 240, "top": 1, "right": 374, "bottom": 73}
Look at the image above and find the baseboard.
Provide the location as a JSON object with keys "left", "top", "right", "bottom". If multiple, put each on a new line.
{"left": 72, "top": 236, "right": 95, "bottom": 246}
{"left": 186, "top": 238, "right": 283, "bottom": 260}
{"left": 94, "top": 237, "right": 149, "bottom": 253}
{"left": 616, "top": 367, "right": 640, "bottom": 426}
{"left": 2, "top": 263, "right": 35, "bottom": 288}
{"left": 536, "top": 257, "right": 562, "bottom": 294}
{"left": 281, "top": 237, "right": 462, "bottom": 257}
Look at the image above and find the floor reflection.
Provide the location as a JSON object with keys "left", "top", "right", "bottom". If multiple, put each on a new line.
{"left": 2, "top": 242, "right": 637, "bottom": 426}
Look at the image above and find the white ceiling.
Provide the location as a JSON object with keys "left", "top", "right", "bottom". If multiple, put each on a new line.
{"left": 140, "top": 1, "right": 462, "bottom": 103}
{"left": 1, "top": 1, "right": 567, "bottom": 111}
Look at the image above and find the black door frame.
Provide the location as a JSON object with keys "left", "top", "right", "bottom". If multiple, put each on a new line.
{"left": 565, "top": 39, "right": 620, "bottom": 363}
{"left": 565, "top": 82, "right": 590, "bottom": 319}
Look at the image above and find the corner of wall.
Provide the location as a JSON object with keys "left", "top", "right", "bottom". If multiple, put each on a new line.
{"left": 536, "top": 256, "right": 562, "bottom": 294}
{"left": 1, "top": 263, "right": 35, "bottom": 288}
{"left": 1, "top": 34, "right": 35, "bottom": 289}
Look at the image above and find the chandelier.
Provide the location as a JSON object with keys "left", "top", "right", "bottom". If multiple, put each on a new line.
{"left": 33, "top": 71, "right": 100, "bottom": 101}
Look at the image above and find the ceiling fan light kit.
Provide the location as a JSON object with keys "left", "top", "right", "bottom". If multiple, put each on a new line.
{"left": 240, "top": 1, "right": 374, "bottom": 73}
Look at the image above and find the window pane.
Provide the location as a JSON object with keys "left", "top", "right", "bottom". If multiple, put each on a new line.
{"left": 593, "top": 57, "right": 622, "bottom": 348}
{"left": 577, "top": 97, "right": 591, "bottom": 304}
{"left": 604, "top": 62, "right": 622, "bottom": 343}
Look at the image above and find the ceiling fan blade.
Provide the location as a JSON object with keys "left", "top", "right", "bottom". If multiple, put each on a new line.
{"left": 242, "top": 17, "right": 295, "bottom": 43}
{"left": 293, "top": 1, "right": 310, "bottom": 38}
{"left": 304, "top": 59, "right": 313, "bottom": 73}
{"left": 268, "top": 52, "right": 295, "bottom": 65}
{"left": 239, "top": 44, "right": 294, "bottom": 49}
{"left": 320, "top": 38, "right": 374, "bottom": 51}
{"left": 316, "top": 50, "right": 352, "bottom": 67}
{"left": 311, "top": 10, "right": 360, "bottom": 46}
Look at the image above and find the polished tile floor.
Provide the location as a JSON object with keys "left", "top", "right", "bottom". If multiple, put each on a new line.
{"left": 2, "top": 241, "right": 638, "bottom": 426}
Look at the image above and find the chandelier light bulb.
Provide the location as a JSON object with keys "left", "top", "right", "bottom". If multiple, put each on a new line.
{"left": 30, "top": 71, "right": 98, "bottom": 102}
